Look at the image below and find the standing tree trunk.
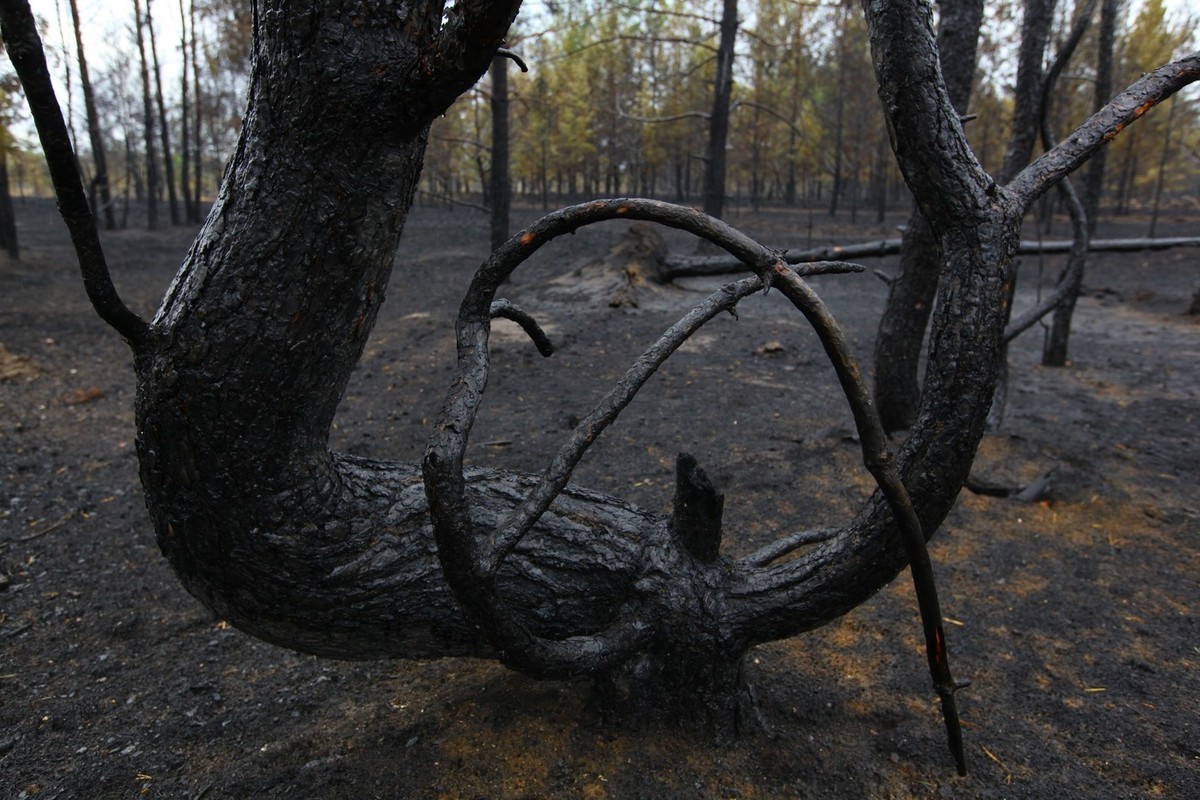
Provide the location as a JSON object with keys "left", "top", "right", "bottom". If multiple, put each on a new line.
{"left": 147, "top": 0, "right": 180, "bottom": 225}
{"left": 489, "top": 54, "right": 510, "bottom": 251}
{"left": 177, "top": 0, "right": 195, "bottom": 225}
{"left": 68, "top": 0, "right": 116, "bottom": 231}
{"left": 988, "top": 0, "right": 1056, "bottom": 426}
{"left": 829, "top": 4, "right": 848, "bottom": 217}
{"left": 4, "top": 0, "right": 1195, "bottom": 766}
{"left": 872, "top": 0, "right": 984, "bottom": 433}
{"left": 189, "top": 0, "right": 202, "bottom": 220}
{"left": 1043, "top": 0, "right": 1111, "bottom": 367}
{"left": 702, "top": 0, "right": 736, "bottom": 219}
{"left": 1146, "top": 96, "right": 1176, "bottom": 238}
{"left": 0, "top": 149, "right": 18, "bottom": 259}
{"left": 133, "top": 0, "right": 158, "bottom": 229}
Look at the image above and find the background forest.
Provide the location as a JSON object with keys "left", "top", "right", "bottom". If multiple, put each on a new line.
{"left": 3, "top": 0, "right": 1197, "bottom": 233}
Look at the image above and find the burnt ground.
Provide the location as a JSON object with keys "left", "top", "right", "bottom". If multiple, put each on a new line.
{"left": 1, "top": 197, "right": 1198, "bottom": 799}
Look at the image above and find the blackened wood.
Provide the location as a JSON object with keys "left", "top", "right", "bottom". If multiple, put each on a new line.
{"left": 671, "top": 454, "right": 724, "bottom": 564}
{"left": 0, "top": 0, "right": 148, "bottom": 344}
{"left": 873, "top": 0, "right": 984, "bottom": 433}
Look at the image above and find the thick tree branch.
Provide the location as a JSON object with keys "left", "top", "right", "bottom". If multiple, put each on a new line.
{"left": 426, "top": 198, "right": 962, "bottom": 765}
{"left": 1007, "top": 52, "right": 1200, "bottom": 210}
{"left": 422, "top": 0, "right": 525, "bottom": 110}
{"left": 0, "top": 0, "right": 149, "bottom": 347}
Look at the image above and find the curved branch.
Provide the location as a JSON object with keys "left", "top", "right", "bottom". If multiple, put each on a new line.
{"left": 1005, "top": 3, "right": 1095, "bottom": 342}
{"left": 425, "top": 200, "right": 784, "bottom": 674}
{"left": 739, "top": 528, "right": 838, "bottom": 568}
{"left": 489, "top": 299, "right": 555, "bottom": 356}
{"left": 0, "top": 0, "right": 149, "bottom": 348}
{"left": 766, "top": 261, "right": 967, "bottom": 776}
{"left": 1007, "top": 52, "right": 1200, "bottom": 210}
{"left": 422, "top": 0, "right": 525, "bottom": 108}
{"left": 427, "top": 199, "right": 964, "bottom": 766}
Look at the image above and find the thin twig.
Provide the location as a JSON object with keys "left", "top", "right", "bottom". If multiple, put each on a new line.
{"left": 16, "top": 510, "right": 77, "bottom": 542}
{"left": 740, "top": 528, "right": 839, "bottom": 568}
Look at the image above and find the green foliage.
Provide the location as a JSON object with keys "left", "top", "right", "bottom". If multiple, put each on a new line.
{"left": 9, "top": 0, "right": 1198, "bottom": 215}
{"left": 421, "top": 0, "right": 1196, "bottom": 216}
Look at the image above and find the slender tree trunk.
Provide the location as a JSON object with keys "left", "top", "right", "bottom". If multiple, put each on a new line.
{"left": 177, "top": 0, "right": 194, "bottom": 224}
{"left": 829, "top": 6, "right": 847, "bottom": 217}
{"left": 68, "top": 0, "right": 115, "bottom": 230}
{"left": 147, "top": 0, "right": 179, "bottom": 225}
{"left": 1147, "top": 97, "right": 1176, "bottom": 237}
{"left": 872, "top": 0, "right": 985, "bottom": 433}
{"left": 133, "top": 0, "right": 158, "bottom": 229}
{"left": 189, "top": 0, "right": 202, "bottom": 219}
{"left": 989, "top": 0, "right": 1056, "bottom": 426}
{"left": 702, "top": 0, "right": 736, "bottom": 219}
{"left": 0, "top": 150, "right": 18, "bottom": 259}
{"left": 489, "top": 55, "right": 510, "bottom": 252}
{"left": 1043, "top": 0, "right": 1116, "bottom": 367}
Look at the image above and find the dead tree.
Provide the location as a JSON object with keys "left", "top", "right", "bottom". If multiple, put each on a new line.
{"left": 872, "top": 0, "right": 984, "bottom": 433}
{"left": 3, "top": 0, "right": 1195, "bottom": 775}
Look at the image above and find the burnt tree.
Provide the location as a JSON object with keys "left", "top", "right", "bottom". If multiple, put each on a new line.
{"left": 3, "top": 0, "right": 1195, "bottom": 774}
{"left": 871, "top": 0, "right": 984, "bottom": 432}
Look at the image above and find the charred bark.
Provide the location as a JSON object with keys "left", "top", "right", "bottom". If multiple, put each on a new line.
{"left": 5, "top": 0, "right": 1196, "bottom": 772}
{"left": 702, "top": 0, "right": 737, "bottom": 220}
{"left": 1043, "top": 0, "right": 1118, "bottom": 366}
{"left": 872, "top": 0, "right": 984, "bottom": 433}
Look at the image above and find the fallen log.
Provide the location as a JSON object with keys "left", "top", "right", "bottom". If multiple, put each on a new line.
{"left": 659, "top": 235, "right": 1200, "bottom": 279}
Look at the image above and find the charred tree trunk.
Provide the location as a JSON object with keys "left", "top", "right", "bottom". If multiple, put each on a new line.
{"left": 872, "top": 0, "right": 984, "bottom": 433}
{"left": 829, "top": 5, "right": 848, "bottom": 218}
{"left": 702, "top": 0, "right": 736, "bottom": 220}
{"left": 147, "top": 0, "right": 180, "bottom": 225}
{"left": 68, "top": 0, "right": 116, "bottom": 231}
{"left": 1042, "top": 0, "right": 1107, "bottom": 367}
{"left": 176, "top": 0, "right": 195, "bottom": 225}
{"left": 189, "top": 0, "right": 202, "bottom": 220}
{"left": 5, "top": 0, "right": 1196, "bottom": 768}
{"left": 489, "top": 54, "right": 510, "bottom": 252}
{"left": 0, "top": 149, "right": 18, "bottom": 259}
{"left": 133, "top": 0, "right": 159, "bottom": 229}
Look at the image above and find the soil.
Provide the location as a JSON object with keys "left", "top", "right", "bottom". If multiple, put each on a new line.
{"left": 2, "top": 197, "right": 1198, "bottom": 799}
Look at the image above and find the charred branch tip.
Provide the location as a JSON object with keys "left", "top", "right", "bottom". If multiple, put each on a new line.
{"left": 670, "top": 453, "right": 724, "bottom": 564}
{"left": 490, "top": 299, "right": 554, "bottom": 356}
{"left": 496, "top": 47, "right": 529, "bottom": 72}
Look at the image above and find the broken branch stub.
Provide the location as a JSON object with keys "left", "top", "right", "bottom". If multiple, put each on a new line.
{"left": 424, "top": 198, "right": 963, "bottom": 763}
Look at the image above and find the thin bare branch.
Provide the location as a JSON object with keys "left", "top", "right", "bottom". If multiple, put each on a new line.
{"left": 0, "top": 0, "right": 150, "bottom": 347}
{"left": 489, "top": 299, "right": 554, "bottom": 356}
{"left": 739, "top": 528, "right": 838, "bottom": 568}
{"left": 1006, "top": 52, "right": 1200, "bottom": 210}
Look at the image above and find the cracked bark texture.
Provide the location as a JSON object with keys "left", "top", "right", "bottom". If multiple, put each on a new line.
{"left": 9, "top": 0, "right": 1194, "bottom": 745}
{"left": 131, "top": 0, "right": 1009, "bottom": 700}
{"left": 872, "top": 0, "right": 984, "bottom": 433}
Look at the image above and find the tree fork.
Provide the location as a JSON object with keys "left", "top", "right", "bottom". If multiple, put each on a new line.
{"left": 7, "top": 0, "right": 1197, "bottom": 775}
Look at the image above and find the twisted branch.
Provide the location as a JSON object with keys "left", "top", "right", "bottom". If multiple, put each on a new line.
{"left": 424, "top": 199, "right": 964, "bottom": 767}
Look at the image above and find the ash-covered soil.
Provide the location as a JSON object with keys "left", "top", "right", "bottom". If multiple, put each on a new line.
{"left": 2, "top": 198, "right": 1198, "bottom": 799}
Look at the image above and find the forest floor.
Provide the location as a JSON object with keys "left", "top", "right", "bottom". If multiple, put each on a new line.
{"left": 2, "top": 197, "right": 1198, "bottom": 799}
